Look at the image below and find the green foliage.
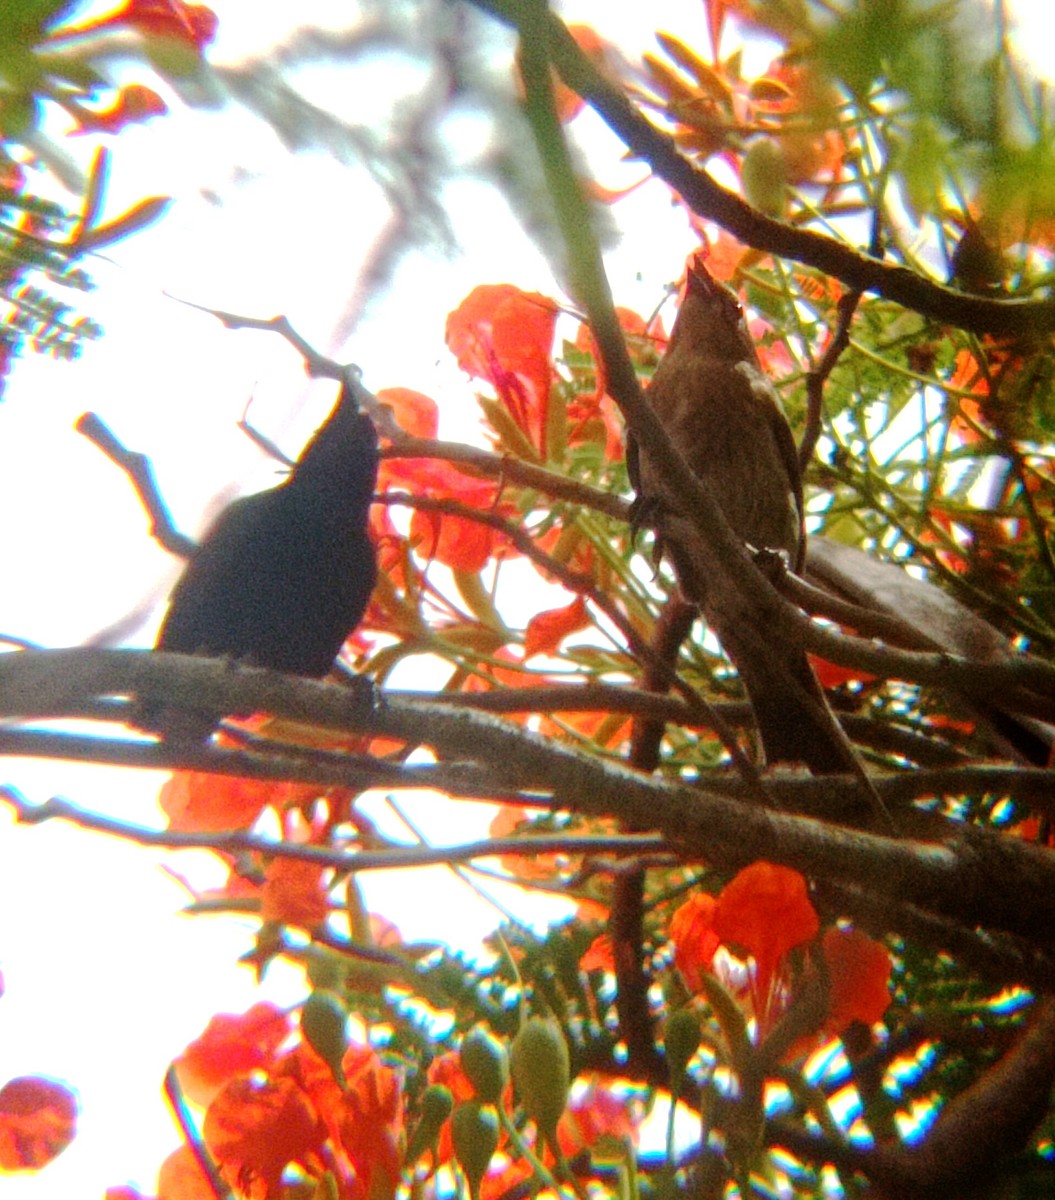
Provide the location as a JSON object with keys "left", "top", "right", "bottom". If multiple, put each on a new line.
{"left": 0, "top": 186, "right": 100, "bottom": 381}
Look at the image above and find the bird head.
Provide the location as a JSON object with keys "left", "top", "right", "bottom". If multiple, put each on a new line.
{"left": 669, "top": 256, "right": 761, "bottom": 368}
{"left": 291, "top": 383, "right": 379, "bottom": 510}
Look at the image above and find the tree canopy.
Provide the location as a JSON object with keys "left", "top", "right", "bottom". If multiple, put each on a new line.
{"left": 3, "top": 1, "right": 1055, "bottom": 1198}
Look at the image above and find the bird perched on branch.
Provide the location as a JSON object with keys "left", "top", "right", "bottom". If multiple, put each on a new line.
{"left": 151, "top": 381, "right": 378, "bottom": 733}
{"left": 629, "top": 259, "right": 848, "bottom": 774}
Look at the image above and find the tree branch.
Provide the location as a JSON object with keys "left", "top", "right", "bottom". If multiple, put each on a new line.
{"left": 467, "top": 0, "right": 1055, "bottom": 339}
{"left": 76, "top": 412, "right": 197, "bottom": 559}
{"left": 2, "top": 788, "right": 665, "bottom": 873}
{"left": 4, "top": 650, "right": 1055, "bottom": 955}
{"left": 384, "top": 435, "right": 629, "bottom": 521}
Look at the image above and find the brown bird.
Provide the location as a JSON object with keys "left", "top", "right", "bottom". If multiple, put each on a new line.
{"left": 629, "top": 259, "right": 848, "bottom": 774}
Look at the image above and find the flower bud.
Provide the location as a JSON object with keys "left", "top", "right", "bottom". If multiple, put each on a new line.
{"left": 404, "top": 1084, "right": 454, "bottom": 1166}
{"left": 664, "top": 1008, "right": 701, "bottom": 1091}
{"left": 741, "top": 137, "right": 787, "bottom": 217}
{"left": 451, "top": 1100, "right": 500, "bottom": 1200}
{"left": 460, "top": 1026, "right": 509, "bottom": 1104}
{"left": 301, "top": 990, "right": 348, "bottom": 1087}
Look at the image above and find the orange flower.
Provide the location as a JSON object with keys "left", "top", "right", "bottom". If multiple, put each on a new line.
{"left": 428, "top": 1051, "right": 476, "bottom": 1104}
{"left": 380, "top": 451, "right": 515, "bottom": 575}
{"left": 175, "top": 1002, "right": 292, "bottom": 1107}
{"left": 336, "top": 1045, "right": 404, "bottom": 1198}
{"left": 204, "top": 1074, "right": 322, "bottom": 1197}
{"left": 669, "top": 892, "right": 720, "bottom": 993}
{"left": 580, "top": 933, "right": 615, "bottom": 973}
{"left": 821, "top": 927, "right": 893, "bottom": 1035}
{"left": 409, "top": 496, "right": 497, "bottom": 573}
{"left": 68, "top": 84, "right": 166, "bottom": 134}
{"left": 62, "top": 0, "right": 218, "bottom": 50}
{"left": 524, "top": 595, "right": 589, "bottom": 659}
{"left": 698, "top": 226, "right": 747, "bottom": 281}
{"left": 156, "top": 1143, "right": 215, "bottom": 1199}
{"left": 446, "top": 284, "right": 558, "bottom": 457}
{"left": 158, "top": 772, "right": 319, "bottom": 833}
{"left": 557, "top": 1079, "right": 642, "bottom": 1159}
{"left": 261, "top": 856, "right": 330, "bottom": 929}
{"left": 670, "top": 871, "right": 890, "bottom": 1060}
{"left": 947, "top": 349, "right": 990, "bottom": 443}
{"left": 489, "top": 806, "right": 528, "bottom": 839}
{"left": 285, "top": 1041, "right": 403, "bottom": 1195}
{"left": 376, "top": 386, "right": 439, "bottom": 439}
{"left": 481, "top": 1154, "right": 533, "bottom": 1200}
{"left": 0, "top": 1077, "right": 77, "bottom": 1171}
{"left": 713, "top": 862, "right": 819, "bottom": 1030}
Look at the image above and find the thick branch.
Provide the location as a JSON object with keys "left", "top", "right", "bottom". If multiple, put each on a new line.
{"left": 4, "top": 650, "right": 1055, "bottom": 953}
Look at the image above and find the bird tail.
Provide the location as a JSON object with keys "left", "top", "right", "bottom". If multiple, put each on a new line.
{"left": 716, "top": 614, "right": 849, "bottom": 775}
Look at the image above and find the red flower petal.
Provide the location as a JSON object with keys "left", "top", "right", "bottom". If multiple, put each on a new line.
{"left": 714, "top": 862, "right": 818, "bottom": 1002}
{"left": 524, "top": 595, "right": 589, "bottom": 659}
{"left": 261, "top": 857, "right": 330, "bottom": 929}
{"left": 410, "top": 506, "right": 494, "bottom": 573}
{"left": 0, "top": 1077, "right": 77, "bottom": 1171}
{"left": 445, "top": 284, "right": 558, "bottom": 453}
{"left": 822, "top": 927, "right": 893, "bottom": 1034}
{"left": 175, "top": 1003, "right": 292, "bottom": 1107}
{"left": 204, "top": 1075, "right": 322, "bottom": 1196}
{"left": 669, "top": 892, "right": 720, "bottom": 993}
{"left": 377, "top": 386, "right": 438, "bottom": 439}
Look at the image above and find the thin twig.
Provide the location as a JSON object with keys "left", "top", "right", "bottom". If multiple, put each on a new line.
{"left": 800, "top": 288, "right": 863, "bottom": 472}
{"left": 161, "top": 298, "right": 405, "bottom": 438}
{"left": 75, "top": 412, "right": 197, "bottom": 558}
{"left": 1, "top": 788, "right": 666, "bottom": 872}
{"left": 385, "top": 435, "right": 630, "bottom": 520}
{"left": 163, "top": 1066, "right": 232, "bottom": 1200}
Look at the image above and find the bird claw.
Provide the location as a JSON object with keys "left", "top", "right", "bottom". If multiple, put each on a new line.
{"left": 749, "top": 545, "right": 792, "bottom": 582}
{"left": 628, "top": 493, "right": 667, "bottom": 575}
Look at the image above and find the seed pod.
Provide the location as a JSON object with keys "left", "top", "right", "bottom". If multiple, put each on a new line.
{"left": 510, "top": 1017, "right": 570, "bottom": 1145}
{"left": 451, "top": 1100, "right": 500, "bottom": 1200}
{"left": 460, "top": 1026, "right": 509, "bottom": 1104}
{"left": 741, "top": 137, "right": 787, "bottom": 217}
{"left": 664, "top": 1008, "right": 701, "bottom": 1092}
{"left": 301, "top": 990, "right": 348, "bottom": 1088}
{"left": 404, "top": 1084, "right": 454, "bottom": 1166}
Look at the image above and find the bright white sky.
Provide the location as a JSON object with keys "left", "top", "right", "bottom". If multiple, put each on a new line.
{"left": 1, "top": 1, "right": 1053, "bottom": 1196}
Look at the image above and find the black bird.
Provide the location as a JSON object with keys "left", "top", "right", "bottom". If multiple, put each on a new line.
{"left": 153, "top": 383, "right": 378, "bottom": 722}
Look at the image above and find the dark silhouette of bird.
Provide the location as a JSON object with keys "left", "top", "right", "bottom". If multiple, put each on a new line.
{"left": 629, "top": 260, "right": 847, "bottom": 774}
{"left": 152, "top": 382, "right": 378, "bottom": 731}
